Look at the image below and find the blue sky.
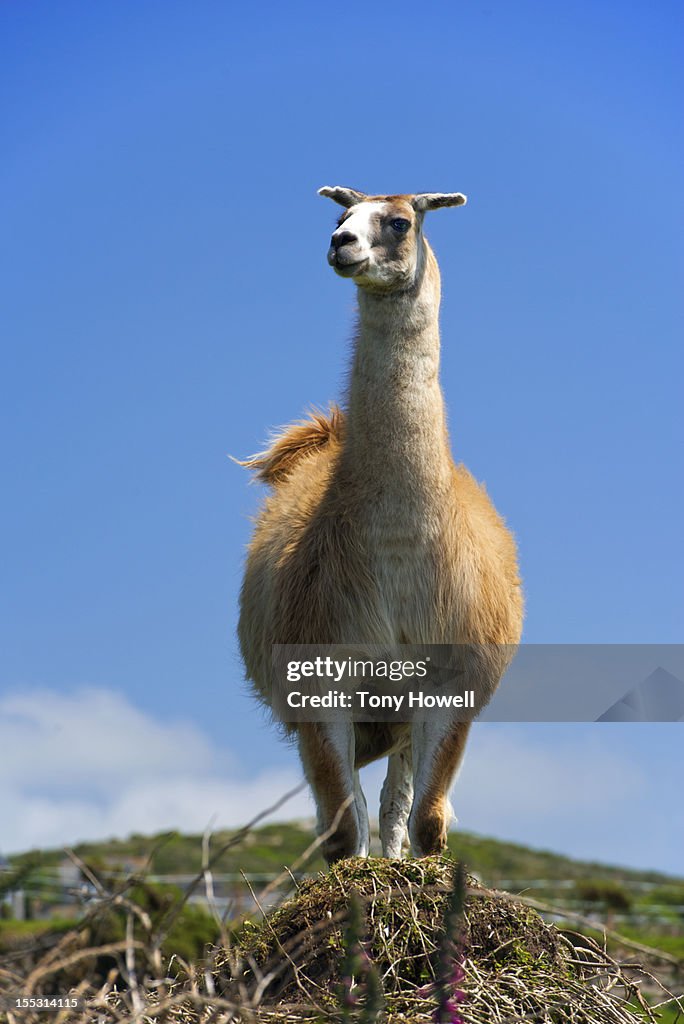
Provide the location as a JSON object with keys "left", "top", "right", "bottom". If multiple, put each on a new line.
{"left": 1, "top": 2, "right": 682, "bottom": 872}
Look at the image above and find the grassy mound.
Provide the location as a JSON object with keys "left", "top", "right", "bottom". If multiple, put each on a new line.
{"left": 220, "top": 856, "right": 663, "bottom": 1023}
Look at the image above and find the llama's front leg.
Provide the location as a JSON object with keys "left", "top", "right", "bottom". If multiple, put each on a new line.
{"left": 354, "top": 769, "right": 370, "bottom": 856}
{"left": 297, "top": 721, "right": 367, "bottom": 863}
{"left": 380, "top": 749, "right": 413, "bottom": 858}
{"left": 408, "top": 718, "right": 471, "bottom": 857}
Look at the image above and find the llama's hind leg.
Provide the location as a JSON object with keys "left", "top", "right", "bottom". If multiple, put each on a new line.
{"left": 408, "top": 718, "right": 471, "bottom": 857}
{"left": 298, "top": 721, "right": 366, "bottom": 863}
{"left": 380, "top": 749, "right": 413, "bottom": 858}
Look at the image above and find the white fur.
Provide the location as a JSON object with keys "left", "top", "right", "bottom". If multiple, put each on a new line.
{"left": 379, "top": 748, "right": 413, "bottom": 858}
{"left": 332, "top": 201, "right": 385, "bottom": 253}
{"left": 354, "top": 769, "right": 370, "bottom": 856}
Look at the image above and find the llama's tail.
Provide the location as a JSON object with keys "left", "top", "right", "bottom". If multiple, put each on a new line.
{"left": 234, "top": 405, "right": 344, "bottom": 485}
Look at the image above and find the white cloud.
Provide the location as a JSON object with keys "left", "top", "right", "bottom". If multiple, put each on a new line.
{"left": 1, "top": 687, "right": 222, "bottom": 791}
{"left": 454, "top": 724, "right": 646, "bottom": 821}
{"left": 0, "top": 687, "right": 313, "bottom": 853}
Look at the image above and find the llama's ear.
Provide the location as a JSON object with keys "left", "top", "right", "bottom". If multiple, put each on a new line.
{"left": 318, "top": 186, "right": 367, "bottom": 208}
{"left": 412, "top": 193, "right": 467, "bottom": 212}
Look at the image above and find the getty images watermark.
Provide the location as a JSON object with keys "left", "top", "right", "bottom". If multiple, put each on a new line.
{"left": 271, "top": 645, "right": 684, "bottom": 724}
{"left": 284, "top": 653, "right": 469, "bottom": 711}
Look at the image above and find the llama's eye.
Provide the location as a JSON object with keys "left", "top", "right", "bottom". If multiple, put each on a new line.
{"left": 390, "top": 218, "right": 410, "bottom": 233}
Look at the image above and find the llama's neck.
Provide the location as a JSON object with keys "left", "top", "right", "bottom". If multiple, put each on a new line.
{"left": 340, "top": 241, "right": 453, "bottom": 503}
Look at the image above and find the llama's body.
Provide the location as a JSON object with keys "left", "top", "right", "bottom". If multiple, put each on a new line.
{"left": 239, "top": 188, "right": 523, "bottom": 862}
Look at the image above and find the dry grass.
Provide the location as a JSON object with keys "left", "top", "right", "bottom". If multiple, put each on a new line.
{"left": 2, "top": 854, "right": 682, "bottom": 1023}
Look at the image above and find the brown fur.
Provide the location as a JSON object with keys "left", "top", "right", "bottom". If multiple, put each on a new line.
{"left": 237, "top": 406, "right": 343, "bottom": 484}
{"left": 238, "top": 190, "right": 524, "bottom": 862}
{"left": 411, "top": 721, "right": 471, "bottom": 854}
{"left": 297, "top": 722, "right": 359, "bottom": 862}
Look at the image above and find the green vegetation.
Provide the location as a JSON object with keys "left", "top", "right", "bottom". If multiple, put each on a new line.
{"left": 8, "top": 820, "right": 327, "bottom": 877}
{"left": 8, "top": 821, "right": 683, "bottom": 889}
{"left": 0, "top": 917, "right": 74, "bottom": 952}
{"left": 77, "top": 881, "right": 220, "bottom": 966}
{"left": 616, "top": 925, "right": 684, "bottom": 960}
{"left": 443, "top": 831, "right": 681, "bottom": 888}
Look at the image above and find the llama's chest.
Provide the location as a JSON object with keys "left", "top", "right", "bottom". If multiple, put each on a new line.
{"left": 364, "top": 519, "right": 446, "bottom": 644}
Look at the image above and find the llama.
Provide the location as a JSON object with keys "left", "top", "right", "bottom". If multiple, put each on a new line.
{"left": 238, "top": 186, "right": 523, "bottom": 863}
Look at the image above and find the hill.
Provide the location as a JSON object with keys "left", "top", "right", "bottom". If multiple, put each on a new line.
{"left": 8, "top": 820, "right": 684, "bottom": 891}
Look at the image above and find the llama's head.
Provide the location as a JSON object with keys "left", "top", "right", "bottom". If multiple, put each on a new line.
{"left": 319, "top": 186, "right": 466, "bottom": 292}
